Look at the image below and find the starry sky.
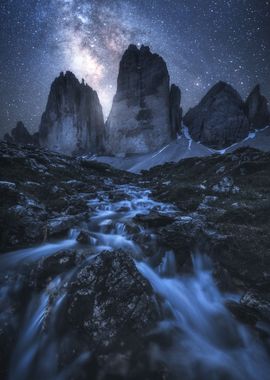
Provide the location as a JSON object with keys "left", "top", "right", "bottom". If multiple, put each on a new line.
{"left": 0, "top": 0, "right": 269, "bottom": 136}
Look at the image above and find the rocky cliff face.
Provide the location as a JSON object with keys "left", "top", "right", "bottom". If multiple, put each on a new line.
{"left": 170, "top": 84, "right": 182, "bottom": 138}
{"left": 106, "top": 45, "right": 181, "bottom": 155}
{"left": 4, "top": 121, "right": 38, "bottom": 146}
{"left": 245, "top": 84, "right": 270, "bottom": 130}
{"left": 39, "top": 71, "right": 105, "bottom": 155}
{"left": 183, "top": 82, "right": 250, "bottom": 149}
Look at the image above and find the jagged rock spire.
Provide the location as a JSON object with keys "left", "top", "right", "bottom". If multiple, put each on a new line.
{"left": 245, "top": 84, "right": 270, "bottom": 130}
{"left": 39, "top": 71, "right": 105, "bottom": 155}
{"left": 105, "top": 45, "right": 181, "bottom": 155}
{"left": 183, "top": 81, "right": 250, "bottom": 149}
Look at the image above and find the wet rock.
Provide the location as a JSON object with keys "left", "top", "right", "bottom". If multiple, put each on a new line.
{"left": 133, "top": 232, "right": 158, "bottom": 258}
{"left": 106, "top": 45, "right": 181, "bottom": 154}
{"left": 123, "top": 222, "right": 142, "bottom": 235}
{"left": 108, "top": 190, "right": 132, "bottom": 202}
{"left": 76, "top": 230, "right": 91, "bottom": 244}
{"left": 183, "top": 81, "right": 250, "bottom": 149}
{"left": 134, "top": 211, "right": 175, "bottom": 228}
{"left": 0, "top": 309, "right": 18, "bottom": 379}
{"left": 206, "top": 223, "right": 270, "bottom": 288}
{"left": 157, "top": 219, "right": 201, "bottom": 267}
{"left": 0, "top": 201, "right": 47, "bottom": 252}
{"left": 241, "top": 288, "right": 270, "bottom": 323}
{"left": 226, "top": 301, "right": 258, "bottom": 325}
{"left": 64, "top": 250, "right": 160, "bottom": 353}
{"left": 0, "top": 141, "right": 138, "bottom": 252}
{"left": 47, "top": 214, "right": 87, "bottom": 237}
{"left": 39, "top": 71, "right": 105, "bottom": 155}
{"left": 31, "top": 249, "right": 77, "bottom": 289}
{"left": 143, "top": 147, "right": 270, "bottom": 293}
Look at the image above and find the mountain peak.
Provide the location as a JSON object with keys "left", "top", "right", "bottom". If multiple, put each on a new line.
{"left": 246, "top": 84, "right": 270, "bottom": 129}
{"left": 184, "top": 81, "right": 249, "bottom": 149}
{"left": 106, "top": 45, "right": 181, "bottom": 155}
{"left": 39, "top": 72, "right": 104, "bottom": 155}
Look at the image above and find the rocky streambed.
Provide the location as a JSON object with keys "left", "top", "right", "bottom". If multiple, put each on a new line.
{"left": 0, "top": 141, "right": 270, "bottom": 379}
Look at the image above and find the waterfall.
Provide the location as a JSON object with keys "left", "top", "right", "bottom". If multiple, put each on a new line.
{"left": 137, "top": 255, "right": 270, "bottom": 380}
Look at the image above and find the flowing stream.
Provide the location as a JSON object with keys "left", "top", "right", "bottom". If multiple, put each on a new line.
{"left": 0, "top": 185, "right": 269, "bottom": 379}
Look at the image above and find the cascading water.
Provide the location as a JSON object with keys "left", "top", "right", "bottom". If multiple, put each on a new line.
{"left": 137, "top": 256, "right": 270, "bottom": 380}
{"left": 1, "top": 184, "right": 269, "bottom": 379}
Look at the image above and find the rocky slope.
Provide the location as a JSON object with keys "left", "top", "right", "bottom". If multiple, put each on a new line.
{"left": 39, "top": 71, "right": 105, "bottom": 155}
{"left": 0, "top": 141, "right": 135, "bottom": 252}
{"left": 93, "top": 125, "right": 270, "bottom": 172}
{"left": 142, "top": 147, "right": 270, "bottom": 322}
{"left": 0, "top": 141, "right": 270, "bottom": 379}
{"left": 0, "top": 141, "right": 163, "bottom": 379}
{"left": 105, "top": 45, "right": 181, "bottom": 154}
{"left": 183, "top": 82, "right": 270, "bottom": 150}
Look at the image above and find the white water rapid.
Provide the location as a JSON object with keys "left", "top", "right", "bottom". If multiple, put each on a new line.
{"left": 0, "top": 185, "right": 269, "bottom": 380}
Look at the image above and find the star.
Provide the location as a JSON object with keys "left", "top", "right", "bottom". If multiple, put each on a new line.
{"left": 0, "top": 0, "right": 269, "bottom": 136}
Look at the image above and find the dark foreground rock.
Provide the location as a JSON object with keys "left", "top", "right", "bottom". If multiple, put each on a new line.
{"left": 143, "top": 147, "right": 270, "bottom": 291}
{"left": 0, "top": 249, "right": 162, "bottom": 380}
{"left": 64, "top": 250, "right": 159, "bottom": 352}
{"left": 1, "top": 139, "right": 270, "bottom": 378}
{"left": 134, "top": 211, "right": 175, "bottom": 228}
{"left": 0, "top": 141, "right": 138, "bottom": 252}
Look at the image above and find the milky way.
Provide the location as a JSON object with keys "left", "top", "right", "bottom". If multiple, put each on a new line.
{"left": 0, "top": 0, "right": 269, "bottom": 135}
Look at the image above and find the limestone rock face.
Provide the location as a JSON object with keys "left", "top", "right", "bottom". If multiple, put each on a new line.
{"left": 170, "top": 84, "right": 182, "bottom": 138}
{"left": 245, "top": 84, "right": 270, "bottom": 130}
{"left": 106, "top": 45, "right": 181, "bottom": 155}
{"left": 39, "top": 71, "right": 105, "bottom": 155}
{"left": 183, "top": 82, "right": 250, "bottom": 149}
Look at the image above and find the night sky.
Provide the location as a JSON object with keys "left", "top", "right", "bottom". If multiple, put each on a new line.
{"left": 0, "top": 0, "right": 269, "bottom": 136}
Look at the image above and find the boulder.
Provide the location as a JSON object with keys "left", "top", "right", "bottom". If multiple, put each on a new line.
{"left": 47, "top": 214, "right": 87, "bottom": 237}
{"left": 245, "top": 84, "right": 270, "bottom": 130}
{"left": 183, "top": 81, "right": 250, "bottom": 149}
{"left": 51, "top": 250, "right": 161, "bottom": 377}
{"left": 31, "top": 249, "right": 77, "bottom": 289}
{"left": 226, "top": 301, "right": 258, "bottom": 325}
{"left": 76, "top": 230, "right": 91, "bottom": 244}
{"left": 134, "top": 211, "right": 175, "bottom": 228}
{"left": 241, "top": 288, "right": 270, "bottom": 323}
{"left": 64, "top": 250, "right": 159, "bottom": 353}
{"left": 39, "top": 71, "right": 105, "bottom": 155}
{"left": 106, "top": 45, "right": 181, "bottom": 154}
{"left": 0, "top": 199, "right": 47, "bottom": 252}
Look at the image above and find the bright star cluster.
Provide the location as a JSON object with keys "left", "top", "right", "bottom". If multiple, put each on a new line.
{"left": 0, "top": 0, "right": 269, "bottom": 136}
